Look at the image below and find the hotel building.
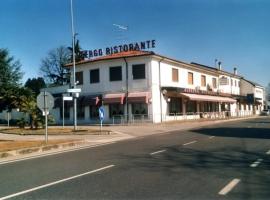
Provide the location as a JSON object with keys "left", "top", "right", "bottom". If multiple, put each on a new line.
{"left": 41, "top": 50, "right": 265, "bottom": 124}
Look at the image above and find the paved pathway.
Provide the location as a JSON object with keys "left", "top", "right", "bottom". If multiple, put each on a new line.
{"left": 0, "top": 116, "right": 261, "bottom": 142}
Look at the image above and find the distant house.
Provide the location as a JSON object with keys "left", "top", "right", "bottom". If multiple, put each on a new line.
{"left": 240, "top": 78, "right": 265, "bottom": 114}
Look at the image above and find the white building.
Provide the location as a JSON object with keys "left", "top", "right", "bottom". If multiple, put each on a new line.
{"left": 239, "top": 78, "right": 265, "bottom": 114}
{"left": 0, "top": 50, "right": 265, "bottom": 124}
{"left": 42, "top": 50, "right": 264, "bottom": 124}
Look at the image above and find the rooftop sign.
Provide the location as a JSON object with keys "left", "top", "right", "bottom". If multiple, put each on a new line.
{"left": 80, "top": 39, "right": 156, "bottom": 59}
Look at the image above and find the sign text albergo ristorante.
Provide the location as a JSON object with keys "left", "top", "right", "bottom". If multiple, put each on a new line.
{"left": 80, "top": 39, "right": 156, "bottom": 59}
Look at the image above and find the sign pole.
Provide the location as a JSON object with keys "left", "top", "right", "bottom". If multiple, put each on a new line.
{"left": 37, "top": 91, "right": 54, "bottom": 144}
{"left": 100, "top": 120, "right": 102, "bottom": 134}
{"left": 62, "top": 98, "right": 65, "bottom": 128}
{"left": 44, "top": 91, "right": 48, "bottom": 144}
{"left": 7, "top": 112, "right": 10, "bottom": 127}
{"left": 99, "top": 106, "right": 105, "bottom": 134}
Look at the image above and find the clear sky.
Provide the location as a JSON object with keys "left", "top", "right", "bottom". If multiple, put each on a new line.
{"left": 0, "top": 0, "right": 269, "bottom": 86}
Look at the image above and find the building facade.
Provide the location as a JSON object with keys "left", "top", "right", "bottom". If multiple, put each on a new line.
{"left": 0, "top": 50, "right": 265, "bottom": 124}
{"left": 40, "top": 50, "right": 264, "bottom": 124}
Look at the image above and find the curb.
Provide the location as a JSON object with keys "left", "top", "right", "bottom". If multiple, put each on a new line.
{"left": 0, "top": 116, "right": 265, "bottom": 161}
{"left": 0, "top": 140, "right": 89, "bottom": 159}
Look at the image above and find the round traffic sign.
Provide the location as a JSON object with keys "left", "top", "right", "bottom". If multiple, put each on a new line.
{"left": 37, "top": 91, "right": 54, "bottom": 111}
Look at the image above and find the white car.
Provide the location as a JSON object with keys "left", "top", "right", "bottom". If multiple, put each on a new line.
{"left": 261, "top": 109, "right": 270, "bottom": 116}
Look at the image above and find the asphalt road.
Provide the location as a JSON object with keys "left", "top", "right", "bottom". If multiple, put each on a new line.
{"left": 0, "top": 117, "right": 269, "bottom": 200}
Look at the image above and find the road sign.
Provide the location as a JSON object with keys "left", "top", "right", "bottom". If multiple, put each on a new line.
{"left": 36, "top": 91, "right": 54, "bottom": 144}
{"left": 37, "top": 91, "right": 54, "bottom": 112}
{"left": 67, "top": 88, "right": 81, "bottom": 93}
{"left": 63, "top": 96, "right": 73, "bottom": 101}
{"left": 99, "top": 106, "right": 105, "bottom": 121}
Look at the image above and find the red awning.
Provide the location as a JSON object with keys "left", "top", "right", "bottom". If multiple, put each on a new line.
{"left": 103, "top": 93, "right": 125, "bottom": 104}
{"left": 128, "top": 92, "right": 150, "bottom": 104}
{"left": 180, "top": 93, "right": 236, "bottom": 103}
{"left": 79, "top": 95, "right": 100, "bottom": 106}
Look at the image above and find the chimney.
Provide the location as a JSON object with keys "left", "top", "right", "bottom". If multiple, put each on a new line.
{"left": 233, "top": 67, "right": 238, "bottom": 75}
{"left": 215, "top": 59, "right": 218, "bottom": 68}
{"left": 218, "top": 61, "right": 222, "bottom": 70}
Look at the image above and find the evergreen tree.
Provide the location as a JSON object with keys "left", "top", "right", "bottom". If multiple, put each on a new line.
{"left": 0, "top": 48, "right": 24, "bottom": 111}
{"left": 25, "top": 77, "right": 46, "bottom": 96}
{"left": 68, "top": 39, "right": 85, "bottom": 62}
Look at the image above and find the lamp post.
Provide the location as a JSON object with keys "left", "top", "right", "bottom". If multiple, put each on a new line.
{"left": 70, "top": 0, "right": 77, "bottom": 130}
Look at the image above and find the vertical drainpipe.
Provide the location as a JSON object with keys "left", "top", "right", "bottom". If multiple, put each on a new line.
{"left": 123, "top": 57, "right": 129, "bottom": 123}
{"left": 158, "top": 57, "right": 165, "bottom": 123}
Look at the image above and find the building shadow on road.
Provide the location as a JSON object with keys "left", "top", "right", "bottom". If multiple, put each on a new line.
{"left": 191, "top": 127, "right": 270, "bottom": 139}
{"left": 117, "top": 146, "right": 270, "bottom": 199}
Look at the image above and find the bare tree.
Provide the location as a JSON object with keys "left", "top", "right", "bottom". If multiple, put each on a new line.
{"left": 40, "top": 46, "right": 70, "bottom": 85}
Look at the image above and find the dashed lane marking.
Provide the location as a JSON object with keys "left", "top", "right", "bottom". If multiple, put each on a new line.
{"left": 219, "top": 178, "right": 240, "bottom": 195}
{"left": 0, "top": 165, "right": 115, "bottom": 200}
{"left": 250, "top": 158, "right": 263, "bottom": 168}
{"left": 183, "top": 141, "right": 197, "bottom": 146}
{"left": 150, "top": 150, "right": 166, "bottom": 155}
{"left": 209, "top": 136, "right": 215, "bottom": 139}
{"left": 266, "top": 150, "right": 270, "bottom": 155}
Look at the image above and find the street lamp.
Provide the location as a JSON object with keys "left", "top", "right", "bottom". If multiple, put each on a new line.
{"left": 70, "top": 0, "right": 77, "bottom": 130}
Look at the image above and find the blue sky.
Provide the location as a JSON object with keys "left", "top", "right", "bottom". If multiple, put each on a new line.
{"left": 0, "top": 0, "right": 269, "bottom": 86}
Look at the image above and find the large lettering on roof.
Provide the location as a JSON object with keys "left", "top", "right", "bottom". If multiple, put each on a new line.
{"left": 80, "top": 40, "right": 156, "bottom": 59}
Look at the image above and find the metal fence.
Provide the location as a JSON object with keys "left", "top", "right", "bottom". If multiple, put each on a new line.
{"left": 111, "top": 110, "right": 255, "bottom": 124}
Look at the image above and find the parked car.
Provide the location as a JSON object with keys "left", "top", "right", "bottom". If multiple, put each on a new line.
{"left": 261, "top": 109, "right": 270, "bottom": 116}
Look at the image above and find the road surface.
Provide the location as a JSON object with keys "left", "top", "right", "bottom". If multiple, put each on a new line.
{"left": 0, "top": 117, "right": 269, "bottom": 200}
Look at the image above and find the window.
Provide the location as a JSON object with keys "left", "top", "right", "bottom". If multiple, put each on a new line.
{"left": 212, "top": 78, "right": 217, "bottom": 88}
{"left": 188, "top": 72, "right": 193, "bottom": 85}
{"left": 238, "top": 81, "right": 240, "bottom": 87}
{"left": 235, "top": 80, "right": 237, "bottom": 86}
{"left": 60, "top": 105, "right": 70, "bottom": 119}
{"left": 169, "top": 97, "right": 182, "bottom": 114}
{"left": 75, "top": 71, "right": 83, "bottom": 85}
{"left": 172, "top": 68, "right": 179, "bottom": 82}
{"left": 109, "top": 66, "right": 122, "bottom": 81}
{"left": 132, "top": 103, "right": 148, "bottom": 115}
{"left": 201, "top": 75, "right": 206, "bottom": 87}
{"left": 90, "top": 69, "right": 99, "bottom": 83}
{"left": 186, "top": 101, "right": 196, "bottom": 113}
{"left": 109, "top": 104, "right": 124, "bottom": 118}
{"left": 89, "top": 106, "right": 99, "bottom": 119}
{"left": 231, "top": 79, "right": 233, "bottom": 86}
{"left": 132, "top": 64, "right": 145, "bottom": 79}
{"left": 77, "top": 105, "right": 85, "bottom": 119}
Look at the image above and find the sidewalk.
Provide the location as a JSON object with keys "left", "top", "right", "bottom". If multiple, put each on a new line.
{"left": 0, "top": 116, "right": 261, "bottom": 162}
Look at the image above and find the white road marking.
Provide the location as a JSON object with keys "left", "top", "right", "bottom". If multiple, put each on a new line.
{"left": 0, "top": 142, "right": 116, "bottom": 166}
{"left": 183, "top": 141, "right": 197, "bottom": 146}
{"left": 209, "top": 136, "right": 215, "bottom": 139}
{"left": 150, "top": 150, "right": 166, "bottom": 155}
{"left": 0, "top": 165, "right": 115, "bottom": 200}
{"left": 219, "top": 178, "right": 240, "bottom": 195}
{"left": 266, "top": 150, "right": 270, "bottom": 155}
{"left": 250, "top": 158, "right": 263, "bottom": 168}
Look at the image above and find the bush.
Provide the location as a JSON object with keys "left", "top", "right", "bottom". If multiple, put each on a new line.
{"left": 17, "top": 118, "right": 28, "bottom": 129}
{"left": 0, "top": 119, "right": 7, "bottom": 125}
{"left": 9, "top": 119, "right": 18, "bottom": 126}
